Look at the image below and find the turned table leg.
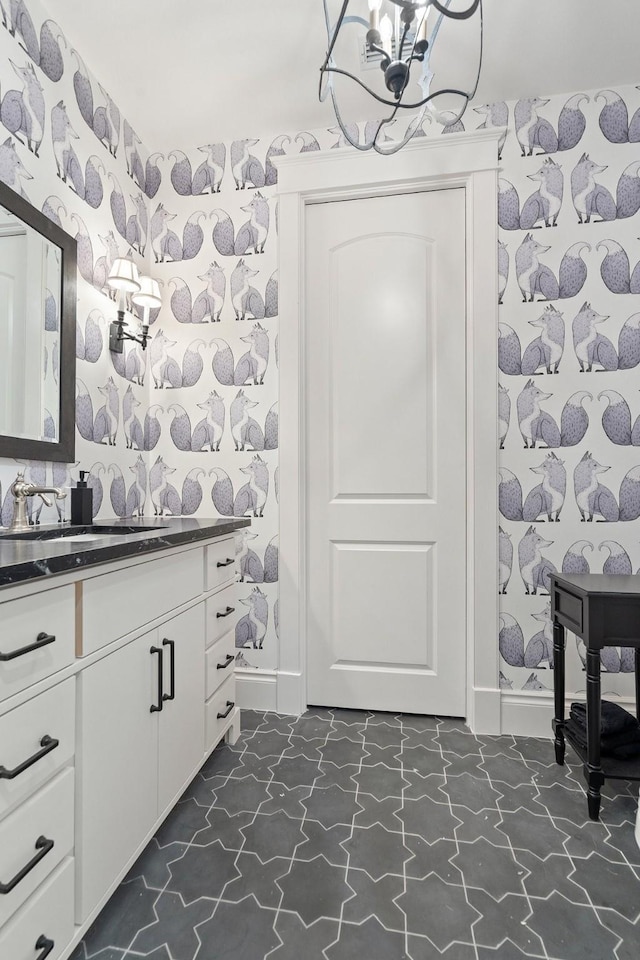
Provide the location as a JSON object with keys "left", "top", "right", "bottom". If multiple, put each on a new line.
{"left": 585, "top": 647, "right": 605, "bottom": 821}
{"left": 552, "top": 620, "right": 566, "bottom": 765}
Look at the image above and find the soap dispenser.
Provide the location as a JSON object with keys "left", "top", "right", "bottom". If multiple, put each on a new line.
{"left": 71, "top": 471, "right": 93, "bottom": 525}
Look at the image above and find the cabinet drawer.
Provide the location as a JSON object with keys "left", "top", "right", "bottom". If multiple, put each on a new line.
{"left": 0, "top": 586, "right": 75, "bottom": 704}
{"left": 0, "top": 857, "right": 74, "bottom": 960}
{"left": 205, "top": 538, "right": 236, "bottom": 591}
{"left": 81, "top": 548, "right": 203, "bottom": 655}
{"left": 205, "top": 630, "right": 235, "bottom": 700}
{"left": 0, "top": 678, "right": 75, "bottom": 821}
{"left": 0, "top": 767, "right": 74, "bottom": 928}
{"left": 205, "top": 673, "right": 236, "bottom": 753}
{"left": 206, "top": 584, "right": 237, "bottom": 648}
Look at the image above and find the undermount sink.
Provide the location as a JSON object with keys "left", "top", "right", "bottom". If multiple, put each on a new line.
{"left": 0, "top": 525, "right": 166, "bottom": 542}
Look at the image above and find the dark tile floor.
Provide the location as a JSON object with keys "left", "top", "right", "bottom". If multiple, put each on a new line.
{"left": 71, "top": 708, "right": 640, "bottom": 960}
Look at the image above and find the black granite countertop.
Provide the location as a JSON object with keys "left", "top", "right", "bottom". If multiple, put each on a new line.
{"left": 0, "top": 517, "right": 250, "bottom": 588}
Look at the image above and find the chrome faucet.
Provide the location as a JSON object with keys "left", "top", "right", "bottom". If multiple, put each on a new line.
{"left": 8, "top": 472, "right": 67, "bottom": 532}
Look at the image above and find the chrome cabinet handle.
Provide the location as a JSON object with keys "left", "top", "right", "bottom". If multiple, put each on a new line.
{"left": 0, "top": 836, "right": 54, "bottom": 894}
{"left": 216, "top": 606, "right": 235, "bottom": 619}
{"left": 0, "top": 632, "right": 55, "bottom": 662}
{"left": 0, "top": 735, "right": 59, "bottom": 780}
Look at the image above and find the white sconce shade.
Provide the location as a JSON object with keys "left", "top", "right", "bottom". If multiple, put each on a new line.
{"left": 368, "top": 0, "right": 382, "bottom": 10}
{"left": 107, "top": 257, "right": 141, "bottom": 293}
{"left": 132, "top": 276, "right": 162, "bottom": 310}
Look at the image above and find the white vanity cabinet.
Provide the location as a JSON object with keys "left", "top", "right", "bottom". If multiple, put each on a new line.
{"left": 0, "top": 527, "right": 242, "bottom": 960}
{"left": 0, "top": 582, "right": 76, "bottom": 957}
{"left": 77, "top": 604, "right": 205, "bottom": 920}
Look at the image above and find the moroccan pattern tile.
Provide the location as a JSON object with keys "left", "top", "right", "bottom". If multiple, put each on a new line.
{"left": 72, "top": 709, "right": 640, "bottom": 960}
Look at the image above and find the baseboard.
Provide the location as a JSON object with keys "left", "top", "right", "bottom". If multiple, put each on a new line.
{"left": 470, "top": 686, "right": 501, "bottom": 735}
{"left": 276, "top": 670, "right": 305, "bottom": 716}
{"left": 501, "top": 691, "right": 638, "bottom": 739}
{"left": 235, "top": 669, "right": 277, "bottom": 711}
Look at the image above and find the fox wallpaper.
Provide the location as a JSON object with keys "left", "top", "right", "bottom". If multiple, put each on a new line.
{"left": 0, "top": 1, "right": 155, "bottom": 542}
{"left": 494, "top": 88, "right": 640, "bottom": 701}
{"left": 0, "top": 0, "right": 638, "bottom": 691}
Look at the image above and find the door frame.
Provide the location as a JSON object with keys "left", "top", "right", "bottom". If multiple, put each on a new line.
{"left": 274, "top": 130, "right": 502, "bottom": 734}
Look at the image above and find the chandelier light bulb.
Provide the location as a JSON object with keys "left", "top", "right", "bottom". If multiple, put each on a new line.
{"left": 379, "top": 13, "right": 393, "bottom": 57}
{"left": 368, "top": 0, "right": 382, "bottom": 31}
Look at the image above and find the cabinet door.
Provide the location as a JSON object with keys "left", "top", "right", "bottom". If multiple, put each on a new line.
{"left": 76, "top": 629, "right": 159, "bottom": 923}
{"left": 157, "top": 605, "right": 205, "bottom": 814}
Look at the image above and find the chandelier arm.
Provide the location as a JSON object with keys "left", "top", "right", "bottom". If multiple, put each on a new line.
{"left": 320, "top": 0, "right": 349, "bottom": 70}
{"left": 322, "top": 64, "right": 478, "bottom": 111}
{"left": 429, "top": 0, "right": 480, "bottom": 20}
{"left": 330, "top": 89, "right": 372, "bottom": 151}
{"left": 373, "top": 104, "right": 430, "bottom": 155}
{"left": 321, "top": 65, "right": 418, "bottom": 109}
{"left": 398, "top": 18, "right": 412, "bottom": 60}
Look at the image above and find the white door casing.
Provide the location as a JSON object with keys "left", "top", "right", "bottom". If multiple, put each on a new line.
{"left": 274, "top": 130, "right": 501, "bottom": 734}
{"left": 306, "top": 189, "right": 467, "bottom": 715}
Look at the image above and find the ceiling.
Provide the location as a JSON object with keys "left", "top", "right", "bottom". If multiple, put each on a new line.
{"left": 43, "top": 0, "right": 640, "bottom": 151}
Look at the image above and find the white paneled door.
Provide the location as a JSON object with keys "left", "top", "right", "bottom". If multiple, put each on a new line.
{"left": 305, "top": 189, "right": 467, "bottom": 716}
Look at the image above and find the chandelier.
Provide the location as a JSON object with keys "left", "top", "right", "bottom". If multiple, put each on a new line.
{"left": 319, "top": 0, "right": 483, "bottom": 154}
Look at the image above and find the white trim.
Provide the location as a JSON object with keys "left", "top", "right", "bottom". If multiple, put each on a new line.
{"left": 274, "top": 130, "right": 502, "bottom": 733}
{"left": 235, "top": 669, "right": 278, "bottom": 712}
{"left": 501, "top": 691, "right": 638, "bottom": 739}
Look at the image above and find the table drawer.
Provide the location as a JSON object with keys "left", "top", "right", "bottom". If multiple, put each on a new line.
{"left": 0, "top": 586, "right": 75, "bottom": 704}
{"left": 206, "top": 584, "right": 237, "bottom": 648}
{"left": 205, "top": 630, "right": 235, "bottom": 700}
{"left": 554, "top": 587, "right": 583, "bottom": 634}
{"left": 205, "top": 538, "right": 236, "bottom": 591}
{"left": 205, "top": 673, "right": 236, "bottom": 753}
{"left": 0, "top": 767, "right": 74, "bottom": 928}
{"left": 81, "top": 548, "right": 203, "bottom": 655}
{"left": 0, "top": 857, "right": 74, "bottom": 960}
{"left": 0, "top": 678, "right": 75, "bottom": 821}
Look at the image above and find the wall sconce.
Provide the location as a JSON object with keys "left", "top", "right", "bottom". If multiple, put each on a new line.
{"left": 107, "top": 258, "right": 160, "bottom": 353}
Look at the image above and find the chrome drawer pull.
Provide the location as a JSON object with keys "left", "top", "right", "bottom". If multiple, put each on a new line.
{"left": 0, "top": 632, "right": 55, "bottom": 662}
{"left": 217, "top": 700, "right": 235, "bottom": 720}
{"left": 216, "top": 558, "right": 234, "bottom": 568}
{"left": 35, "top": 935, "right": 54, "bottom": 959}
{"left": 0, "top": 836, "right": 54, "bottom": 894}
{"left": 216, "top": 606, "right": 235, "bottom": 619}
{"left": 0, "top": 735, "right": 59, "bottom": 780}
{"left": 217, "top": 654, "right": 234, "bottom": 670}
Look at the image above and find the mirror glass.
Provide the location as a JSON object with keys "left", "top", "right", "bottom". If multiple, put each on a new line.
{"left": 0, "top": 203, "right": 62, "bottom": 443}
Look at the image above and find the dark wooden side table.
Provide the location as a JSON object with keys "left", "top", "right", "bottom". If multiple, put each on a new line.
{"left": 550, "top": 573, "right": 640, "bottom": 821}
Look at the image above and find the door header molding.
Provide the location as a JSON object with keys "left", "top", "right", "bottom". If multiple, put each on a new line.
{"left": 273, "top": 127, "right": 503, "bottom": 196}
{"left": 273, "top": 130, "right": 502, "bottom": 733}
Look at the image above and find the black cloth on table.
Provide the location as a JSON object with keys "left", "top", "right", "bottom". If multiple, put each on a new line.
{"left": 565, "top": 718, "right": 640, "bottom": 759}
{"left": 570, "top": 700, "right": 638, "bottom": 736}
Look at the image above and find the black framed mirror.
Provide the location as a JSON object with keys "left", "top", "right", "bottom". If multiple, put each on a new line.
{"left": 0, "top": 179, "right": 76, "bottom": 463}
